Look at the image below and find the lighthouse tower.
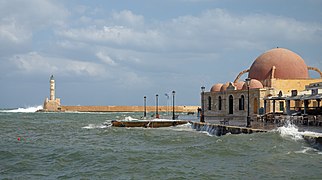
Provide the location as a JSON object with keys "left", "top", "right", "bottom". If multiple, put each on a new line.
{"left": 50, "top": 75, "right": 55, "bottom": 100}
{"left": 43, "top": 75, "right": 61, "bottom": 112}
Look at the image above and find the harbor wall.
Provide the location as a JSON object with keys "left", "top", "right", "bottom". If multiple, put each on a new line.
{"left": 60, "top": 105, "right": 199, "bottom": 113}
{"left": 191, "top": 122, "right": 322, "bottom": 146}
{"left": 191, "top": 122, "right": 267, "bottom": 136}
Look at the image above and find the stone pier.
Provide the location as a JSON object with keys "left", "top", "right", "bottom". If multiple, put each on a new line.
{"left": 191, "top": 122, "right": 322, "bottom": 147}
{"left": 190, "top": 122, "right": 267, "bottom": 136}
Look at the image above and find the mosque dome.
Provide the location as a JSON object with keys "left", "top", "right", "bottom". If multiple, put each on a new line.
{"left": 210, "top": 83, "right": 223, "bottom": 92}
{"left": 248, "top": 48, "right": 309, "bottom": 81}
{"left": 220, "top": 82, "right": 230, "bottom": 92}
{"left": 234, "top": 81, "right": 245, "bottom": 90}
{"left": 242, "top": 79, "right": 264, "bottom": 90}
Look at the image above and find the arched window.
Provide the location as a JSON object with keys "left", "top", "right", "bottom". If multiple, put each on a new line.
{"left": 208, "top": 96, "right": 212, "bottom": 110}
{"left": 218, "top": 96, "right": 222, "bottom": 111}
{"left": 229, "top": 95, "right": 233, "bottom": 114}
{"left": 239, "top": 95, "right": 245, "bottom": 110}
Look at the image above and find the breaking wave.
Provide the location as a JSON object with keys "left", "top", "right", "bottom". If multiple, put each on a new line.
{"left": 2, "top": 105, "right": 43, "bottom": 113}
{"left": 276, "top": 121, "right": 322, "bottom": 141}
{"left": 276, "top": 122, "right": 304, "bottom": 141}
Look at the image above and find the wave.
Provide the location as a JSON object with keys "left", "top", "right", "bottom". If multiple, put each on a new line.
{"left": 276, "top": 122, "right": 304, "bottom": 141}
{"left": 82, "top": 123, "right": 109, "bottom": 129}
{"left": 294, "top": 146, "right": 321, "bottom": 154}
{"left": 275, "top": 121, "right": 322, "bottom": 141}
{"left": 2, "top": 105, "right": 43, "bottom": 113}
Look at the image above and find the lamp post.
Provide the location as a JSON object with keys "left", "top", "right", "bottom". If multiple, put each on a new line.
{"left": 172, "top": 91, "right": 176, "bottom": 120}
{"left": 201, "top": 86, "right": 205, "bottom": 122}
{"left": 156, "top": 94, "right": 159, "bottom": 118}
{"left": 165, "top": 93, "right": 170, "bottom": 115}
{"left": 144, "top": 96, "right": 147, "bottom": 118}
{"left": 245, "top": 78, "right": 251, "bottom": 127}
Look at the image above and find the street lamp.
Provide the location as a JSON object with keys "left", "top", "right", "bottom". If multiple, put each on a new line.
{"left": 165, "top": 93, "right": 170, "bottom": 115}
{"left": 245, "top": 78, "right": 251, "bottom": 127}
{"left": 172, "top": 91, "right": 176, "bottom": 120}
{"left": 201, "top": 86, "right": 205, "bottom": 122}
{"left": 144, "top": 96, "right": 147, "bottom": 118}
{"left": 156, "top": 94, "right": 159, "bottom": 118}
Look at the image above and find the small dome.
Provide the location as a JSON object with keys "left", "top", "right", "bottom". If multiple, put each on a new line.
{"left": 210, "top": 83, "right": 223, "bottom": 92}
{"left": 248, "top": 48, "right": 309, "bottom": 81}
{"left": 220, "top": 82, "right": 231, "bottom": 92}
{"left": 242, "top": 79, "right": 263, "bottom": 90}
{"left": 234, "top": 81, "right": 245, "bottom": 90}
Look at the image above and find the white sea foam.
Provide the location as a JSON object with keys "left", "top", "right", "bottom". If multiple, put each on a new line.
{"left": 294, "top": 146, "right": 319, "bottom": 154}
{"left": 203, "top": 131, "right": 214, "bottom": 137}
{"left": 123, "top": 116, "right": 139, "bottom": 121}
{"left": 82, "top": 123, "right": 108, "bottom": 129}
{"left": 167, "top": 122, "right": 192, "bottom": 132}
{"left": 276, "top": 123, "right": 304, "bottom": 141}
{"left": 276, "top": 121, "right": 322, "bottom": 141}
{"left": 2, "top": 105, "right": 43, "bottom": 113}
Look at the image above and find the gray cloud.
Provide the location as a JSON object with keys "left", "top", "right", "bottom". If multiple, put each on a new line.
{"left": 57, "top": 9, "right": 322, "bottom": 54}
{"left": 0, "top": 1, "right": 321, "bottom": 107}
{"left": 10, "top": 52, "right": 107, "bottom": 77}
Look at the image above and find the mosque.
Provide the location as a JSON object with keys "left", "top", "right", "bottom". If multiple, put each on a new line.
{"left": 202, "top": 47, "right": 322, "bottom": 123}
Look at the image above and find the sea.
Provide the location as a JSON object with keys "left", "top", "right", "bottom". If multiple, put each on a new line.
{"left": 1, "top": 106, "right": 322, "bottom": 179}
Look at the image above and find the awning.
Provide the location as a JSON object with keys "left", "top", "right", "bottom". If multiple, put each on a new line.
{"left": 285, "top": 95, "right": 305, "bottom": 101}
{"left": 263, "top": 96, "right": 286, "bottom": 100}
{"left": 285, "top": 94, "right": 322, "bottom": 101}
{"left": 301, "top": 94, "right": 322, "bottom": 100}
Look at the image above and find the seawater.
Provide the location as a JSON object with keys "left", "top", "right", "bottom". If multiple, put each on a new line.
{"left": 1, "top": 108, "right": 322, "bottom": 179}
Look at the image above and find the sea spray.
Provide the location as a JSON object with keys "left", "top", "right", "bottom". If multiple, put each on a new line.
{"left": 276, "top": 120, "right": 322, "bottom": 142}
{"left": 2, "top": 105, "right": 43, "bottom": 113}
{"left": 276, "top": 121, "right": 304, "bottom": 141}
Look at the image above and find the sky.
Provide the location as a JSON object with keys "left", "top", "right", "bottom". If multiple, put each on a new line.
{"left": 0, "top": 0, "right": 322, "bottom": 108}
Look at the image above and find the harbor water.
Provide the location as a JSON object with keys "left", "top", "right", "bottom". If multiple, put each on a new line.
{"left": 1, "top": 108, "right": 322, "bottom": 179}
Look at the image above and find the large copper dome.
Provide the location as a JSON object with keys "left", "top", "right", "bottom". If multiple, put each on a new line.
{"left": 248, "top": 48, "right": 309, "bottom": 81}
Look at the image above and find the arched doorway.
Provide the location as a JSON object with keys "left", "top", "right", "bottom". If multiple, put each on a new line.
{"left": 229, "top": 95, "right": 233, "bottom": 114}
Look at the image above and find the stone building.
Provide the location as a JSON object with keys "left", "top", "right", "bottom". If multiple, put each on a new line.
{"left": 202, "top": 48, "right": 322, "bottom": 122}
{"left": 43, "top": 75, "right": 61, "bottom": 112}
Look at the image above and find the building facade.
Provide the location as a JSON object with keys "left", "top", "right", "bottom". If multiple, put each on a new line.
{"left": 202, "top": 48, "right": 322, "bottom": 121}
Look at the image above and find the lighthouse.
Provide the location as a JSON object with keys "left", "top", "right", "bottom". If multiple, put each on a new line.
{"left": 50, "top": 75, "right": 55, "bottom": 100}
{"left": 42, "top": 75, "right": 61, "bottom": 112}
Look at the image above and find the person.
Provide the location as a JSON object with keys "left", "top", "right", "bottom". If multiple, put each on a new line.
{"left": 197, "top": 107, "right": 201, "bottom": 118}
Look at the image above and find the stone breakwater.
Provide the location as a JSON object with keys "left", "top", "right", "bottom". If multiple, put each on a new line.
{"left": 191, "top": 122, "right": 267, "bottom": 136}
{"left": 191, "top": 122, "right": 322, "bottom": 147}
{"left": 60, "top": 105, "right": 199, "bottom": 113}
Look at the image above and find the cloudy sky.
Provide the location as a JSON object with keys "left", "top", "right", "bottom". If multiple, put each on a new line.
{"left": 0, "top": 0, "right": 322, "bottom": 108}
